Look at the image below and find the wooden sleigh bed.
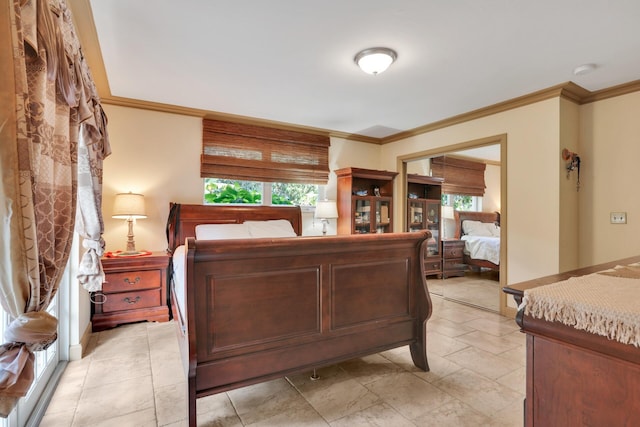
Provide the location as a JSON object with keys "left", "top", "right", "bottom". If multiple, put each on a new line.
{"left": 454, "top": 210, "right": 500, "bottom": 271}
{"left": 166, "top": 204, "right": 433, "bottom": 426}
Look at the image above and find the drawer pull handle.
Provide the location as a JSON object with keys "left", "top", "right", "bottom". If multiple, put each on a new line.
{"left": 123, "top": 296, "right": 141, "bottom": 304}
{"left": 124, "top": 277, "right": 141, "bottom": 285}
{"left": 91, "top": 292, "right": 107, "bottom": 305}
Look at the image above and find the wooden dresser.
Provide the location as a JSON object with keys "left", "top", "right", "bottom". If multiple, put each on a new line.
{"left": 92, "top": 252, "right": 170, "bottom": 331}
{"left": 504, "top": 255, "right": 640, "bottom": 426}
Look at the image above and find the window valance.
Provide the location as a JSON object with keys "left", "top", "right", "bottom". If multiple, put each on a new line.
{"left": 202, "top": 119, "right": 330, "bottom": 184}
{"left": 431, "top": 156, "right": 486, "bottom": 196}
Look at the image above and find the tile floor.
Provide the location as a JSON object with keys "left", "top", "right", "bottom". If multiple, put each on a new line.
{"left": 40, "top": 295, "right": 525, "bottom": 426}
{"left": 429, "top": 272, "right": 501, "bottom": 312}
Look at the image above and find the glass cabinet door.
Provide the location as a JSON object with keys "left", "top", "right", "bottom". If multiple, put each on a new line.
{"left": 375, "top": 198, "right": 392, "bottom": 233}
{"left": 425, "top": 201, "right": 440, "bottom": 256}
{"left": 408, "top": 200, "right": 424, "bottom": 232}
{"left": 354, "top": 198, "right": 371, "bottom": 233}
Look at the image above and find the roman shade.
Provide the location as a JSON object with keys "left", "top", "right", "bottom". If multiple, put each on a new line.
{"left": 202, "top": 119, "right": 330, "bottom": 184}
{"left": 431, "top": 156, "right": 486, "bottom": 196}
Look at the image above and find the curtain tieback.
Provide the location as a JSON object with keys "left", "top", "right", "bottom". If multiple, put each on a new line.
{"left": 0, "top": 311, "right": 57, "bottom": 402}
{"left": 4, "top": 311, "right": 58, "bottom": 352}
{"left": 82, "top": 236, "right": 105, "bottom": 256}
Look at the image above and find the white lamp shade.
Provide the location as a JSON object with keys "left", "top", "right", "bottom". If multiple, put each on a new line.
{"left": 112, "top": 192, "right": 147, "bottom": 219}
{"left": 315, "top": 200, "right": 338, "bottom": 219}
{"left": 354, "top": 48, "right": 397, "bottom": 75}
{"left": 442, "top": 206, "right": 454, "bottom": 220}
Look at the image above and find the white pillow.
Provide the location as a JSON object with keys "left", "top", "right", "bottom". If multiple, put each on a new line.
{"left": 195, "top": 223, "right": 251, "bottom": 240}
{"left": 491, "top": 225, "right": 500, "bottom": 237}
{"left": 245, "top": 220, "right": 297, "bottom": 238}
{"left": 462, "top": 220, "right": 483, "bottom": 236}
{"left": 462, "top": 220, "right": 495, "bottom": 237}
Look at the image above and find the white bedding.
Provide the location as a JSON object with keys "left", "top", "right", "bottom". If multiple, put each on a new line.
{"left": 461, "top": 235, "right": 500, "bottom": 265}
{"left": 172, "top": 245, "right": 187, "bottom": 327}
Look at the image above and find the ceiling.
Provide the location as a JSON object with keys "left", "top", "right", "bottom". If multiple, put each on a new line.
{"left": 77, "top": 0, "right": 640, "bottom": 145}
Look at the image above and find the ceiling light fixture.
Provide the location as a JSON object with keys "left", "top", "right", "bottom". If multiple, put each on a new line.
{"left": 573, "top": 63, "right": 596, "bottom": 76}
{"left": 354, "top": 47, "right": 397, "bottom": 75}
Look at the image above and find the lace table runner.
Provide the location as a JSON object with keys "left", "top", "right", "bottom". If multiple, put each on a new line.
{"left": 521, "top": 264, "right": 640, "bottom": 347}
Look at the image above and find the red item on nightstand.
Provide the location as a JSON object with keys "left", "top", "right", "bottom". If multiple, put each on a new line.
{"left": 104, "top": 250, "right": 152, "bottom": 258}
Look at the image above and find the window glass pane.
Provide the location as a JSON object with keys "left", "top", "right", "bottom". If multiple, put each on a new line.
{"left": 271, "top": 183, "right": 317, "bottom": 206}
{"left": 204, "top": 179, "right": 262, "bottom": 204}
{"left": 442, "top": 194, "right": 482, "bottom": 211}
{"left": 204, "top": 179, "right": 318, "bottom": 206}
{"left": 26, "top": 295, "right": 58, "bottom": 399}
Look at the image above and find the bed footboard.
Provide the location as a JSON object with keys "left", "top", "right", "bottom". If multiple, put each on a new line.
{"left": 175, "top": 232, "right": 432, "bottom": 426}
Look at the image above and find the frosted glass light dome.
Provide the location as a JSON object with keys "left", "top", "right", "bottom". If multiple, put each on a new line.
{"left": 354, "top": 47, "right": 397, "bottom": 75}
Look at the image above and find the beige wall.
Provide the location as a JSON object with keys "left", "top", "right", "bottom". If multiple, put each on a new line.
{"left": 101, "top": 106, "right": 382, "bottom": 251}
{"left": 98, "top": 90, "right": 640, "bottom": 318}
{"left": 102, "top": 100, "right": 565, "bottom": 286}
{"left": 559, "top": 98, "right": 580, "bottom": 272}
{"left": 484, "top": 163, "right": 501, "bottom": 214}
{"left": 382, "top": 98, "right": 563, "bottom": 287}
{"left": 579, "top": 91, "right": 640, "bottom": 265}
{"left": 305, "top": 137, "right": 381, "bottom": 236}
{"left": 326, "top": 136, "right": 382, "bottom": 199}
{"left": 102, "top": 105, "right": 203, "bottom": 253}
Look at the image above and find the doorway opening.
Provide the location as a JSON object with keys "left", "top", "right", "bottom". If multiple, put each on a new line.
{"left": 396, "top": 134, "right": 508, "bottom": 314}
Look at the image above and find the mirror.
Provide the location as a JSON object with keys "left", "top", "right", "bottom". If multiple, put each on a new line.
{"left": 405, "top": 143, "right": 502, "bottom": 312}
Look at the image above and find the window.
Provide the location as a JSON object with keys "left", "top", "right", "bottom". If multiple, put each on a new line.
{"left": 431, "top": 156, "right": 486, "bottom": 196}
{"left": 442, "top": 194, "right": 483, "bottom": 212}
{"left": 201, "top": 120, "right": 328, "bottom": 210}
{"left": 201, "top": 119, "right": 330, "bottom": 185}
{"left": 0, "top": 256, "right": 69, "bottom": 427}
{"left": 204, "top": 178, "right": 318, "bottom": 206}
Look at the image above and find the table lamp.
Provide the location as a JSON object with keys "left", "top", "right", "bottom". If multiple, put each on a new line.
{"left": 112, "top": 192, "right": 147, "bottom": 254}
{"left": 442, "top": 206, "right": 454, "bottom": 220}
{"left": 315, "top": 200, "right": 338, "bottom": 236}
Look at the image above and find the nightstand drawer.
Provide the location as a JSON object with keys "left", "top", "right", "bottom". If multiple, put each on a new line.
{"left": 104, "top": 269, "right": 161, "bottom": 292}
{"left": 424, "top": 259, "right": 442, "bottom": 274}
{"left": 443, "top": 245, "right": 464, "bottom": 259}
{"left": 102, "top": 289, "right": 161, "bottom": 313}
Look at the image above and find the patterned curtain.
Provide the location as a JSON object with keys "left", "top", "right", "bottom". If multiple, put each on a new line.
{"left": 0, "top": 0, "right": 110, "bottom": 416}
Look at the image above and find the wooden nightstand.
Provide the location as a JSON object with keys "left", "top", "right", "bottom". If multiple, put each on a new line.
{"left": 441, "top": 239, "right": 467, "bottom": 279}
{"left": 92, "top": 252, "right": 170, "bottom": 331}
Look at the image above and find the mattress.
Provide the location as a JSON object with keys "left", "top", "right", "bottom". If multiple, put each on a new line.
{"left": 461, "top": 235, "right": 500, "bottom": 265}
{"left": 172, "top": 245, "right": 187, "bottom": 328}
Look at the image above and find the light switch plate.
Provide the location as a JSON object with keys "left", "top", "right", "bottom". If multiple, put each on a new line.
{"left": 610, "top": 212, "right": 627, "bottom": 224}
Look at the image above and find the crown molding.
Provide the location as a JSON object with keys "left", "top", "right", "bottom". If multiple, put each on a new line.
{"left": 69, "top": 0, "right": 640, "bottom": 146}
{"left": 446, "top": 153, "right": 501, "bottom": 167}
{"left": 580, "top": 79, "right": 640, "bottom": 104}
{"left": 381, "top": 82, "right": 593, "bottom": 144}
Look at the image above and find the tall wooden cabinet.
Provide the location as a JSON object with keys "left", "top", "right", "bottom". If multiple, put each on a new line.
{"left": 407, "top": 174, "right": 443, "bottom": 276}
{"left": 336, "top": 167, "right": 398, "bottom": 234}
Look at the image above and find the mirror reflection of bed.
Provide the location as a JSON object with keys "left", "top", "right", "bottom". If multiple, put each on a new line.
{"left": 404, "top": 143, "right": 502, "bottom": 312}
{"left": 429, "top": 210, "right": 501, "bottom": 312}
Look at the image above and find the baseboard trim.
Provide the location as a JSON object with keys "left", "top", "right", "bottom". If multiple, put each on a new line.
{"left": 69, "top": 321, "right": 93, "bottom": 361}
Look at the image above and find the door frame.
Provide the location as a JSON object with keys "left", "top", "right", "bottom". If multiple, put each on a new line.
{"left": 396, "top": 133, "right": 512, "bottom": 317}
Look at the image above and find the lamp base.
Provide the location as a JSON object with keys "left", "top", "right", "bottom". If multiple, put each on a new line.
{"left": 321, "top": 219, "right": 329, "bottom": 236}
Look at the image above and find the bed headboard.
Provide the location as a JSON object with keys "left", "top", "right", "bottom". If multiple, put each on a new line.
{"left": 454, "top": 210, "right": 500, "bottom": 239}
{"left": 166, "top": 204, "right": 303, "bottom": 252}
